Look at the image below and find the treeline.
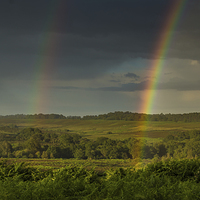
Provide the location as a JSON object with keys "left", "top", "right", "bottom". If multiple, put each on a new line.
{"left": 82, "top": 111, "right": 200, "bottom": 122}
{"left": 0, "top": 113, "right": 67, "bottom": 119}
{"left": 1, "top": 127, "right": 200, "bottom": 160}
{"left": 1, "top": 112, "right": 200, "bottom": 122}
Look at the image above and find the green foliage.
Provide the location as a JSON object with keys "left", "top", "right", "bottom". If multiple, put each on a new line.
{"left": 0, "top": 160, "right": 52, "bottom": 181}
{"left": 2, "top": 118, "right": 200, "bottom": 161}
{"left": 17, "top": 128, "right": 43, "bottom": 141}
{"left": 82, "top": 111, "right": 200, "bottom": 122}
{"left": 26, "top": 137, "right": 42, "bottom": 155}
{"left": 0, "top": 125, "right": 19, "bottom": 134}
{"left": 0, "top": 113, "right": 66, "bottom": 119}
{"left": 3, "top": 126, "right": 200, "bottom": 160}
{"left": 0, "top": 141, "right": 13, "bottom": 157}
{"left": 144, "top": 159, "right": 200, "bottom": 182}
{"left": 3, "top": 111, "right": 200, "bottom": 122}
{"left": 1, "top": 159, "right": 200, "bottom": 199}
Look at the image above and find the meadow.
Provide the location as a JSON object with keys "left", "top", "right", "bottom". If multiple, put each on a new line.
{"left": 1, "top": 118, "right": 199, "bottom": 141}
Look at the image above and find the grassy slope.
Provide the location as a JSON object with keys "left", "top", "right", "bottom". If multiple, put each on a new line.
{"left": 1, "top": 119, "right": 200, "bottom": 140}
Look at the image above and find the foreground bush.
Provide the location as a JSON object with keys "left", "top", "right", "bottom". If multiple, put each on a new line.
{"left": 0, "top": 159, "right": 200, "bottom": 199}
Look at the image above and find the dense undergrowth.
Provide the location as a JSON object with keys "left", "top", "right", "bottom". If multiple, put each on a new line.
{"left": 1, "top": 159, "right": 200, "bottom": 199}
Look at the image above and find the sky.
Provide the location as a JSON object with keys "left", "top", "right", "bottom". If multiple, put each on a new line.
{"left": 0, "top": 0, "right": 200, "bottom": 116}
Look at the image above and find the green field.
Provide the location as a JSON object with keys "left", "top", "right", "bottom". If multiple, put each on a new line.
{"left": 0, "top": 158, "right": 150, "bottom": 172}
{"left": 1, "top": 118, "right": 200, "bottom": 140}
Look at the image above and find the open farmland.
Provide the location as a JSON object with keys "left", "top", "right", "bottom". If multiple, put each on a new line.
{"left": 1, "top": 118, "right": 200, "bottom": 140}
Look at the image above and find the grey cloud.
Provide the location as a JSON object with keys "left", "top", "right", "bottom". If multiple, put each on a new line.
{"left": 0, "top": 33, "right": 136, "bottom": 81}
{"left": 125, "top": 72, "right": 140, "bottom": 80}
{"left": 158, "top": 80, "right": 200, "bottom": 91}
{"left": 9, "top": 0, "right": 15, "bottom": 4}
{"left": 21, "top": 77, "right": 200, "bottom": 94}
{"left": 0, "top": 0, "right": 199, "bottom": 61}
{"left": 52, "top": 86, "right": 80, "bottom": 90}
{"left": 95, "top": 79, "right": 200, "bottom": 92}
{"left": 0, "top": 0, "right": 200, "bottom": 82}
{"left": 50, "top": 81, "right": 149, "bottom": 92}
{"left": 110, "top": 80, "right": 121, "bottom": 83}
{"left": 0, "top": 0, "right": 162, "bottom": 35}
{"left": 97, "top": 81, "right": 149, "bottom": 92}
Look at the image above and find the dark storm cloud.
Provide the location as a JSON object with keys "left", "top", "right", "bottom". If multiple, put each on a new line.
{"left": 95, "top": 79, "right": 200, "bottom": 92}
{"left": 9, "top": 0, "right": 14, "bottom": 4}
{"left": 0, "top": 0, "right": 200, "bottom": 81}
{"left": 125, "top": 72, "right": 140, "bottom": 80}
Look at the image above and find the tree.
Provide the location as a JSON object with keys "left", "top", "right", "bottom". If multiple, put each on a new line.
{"left": 41, "top": 151, "right": 49, "bottom": 159}
{"left": 185, "top": 139, "right": 200, "bottom": 158}
{"left": 153, "top": 142, "right": 167, "bottom": 157}
{"left": 0, "top": 141, "right": 13, "bottom": 157}
{"left": 74, "top": 148, "right": 85, "bottom": 159}
{"left": 126, "top": 138, "right": 141, "bottom": 159}
{"left": 26, "top": 137, "right": 41, "bottom": 156}
{"left": 17, "top": 128, "right": 43, "bottom": 141}
{"left": 85, "top": 142, "right": 96, "bottom": 159}
{"left": 46, "top": 145, "right": 60, "bottom": 158}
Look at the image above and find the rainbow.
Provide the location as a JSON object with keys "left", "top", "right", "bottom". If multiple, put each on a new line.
{"left": 137, "top": 0, "right": 188, "bottom": 160}
{"left": 141, "top": 0, "right": 187, "bottom": 121}
{"left": 29, "top": 0, "right": 65, "bottom": 114}
{"left": 27, "top": 0, "right": 188, "bottom": 161}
